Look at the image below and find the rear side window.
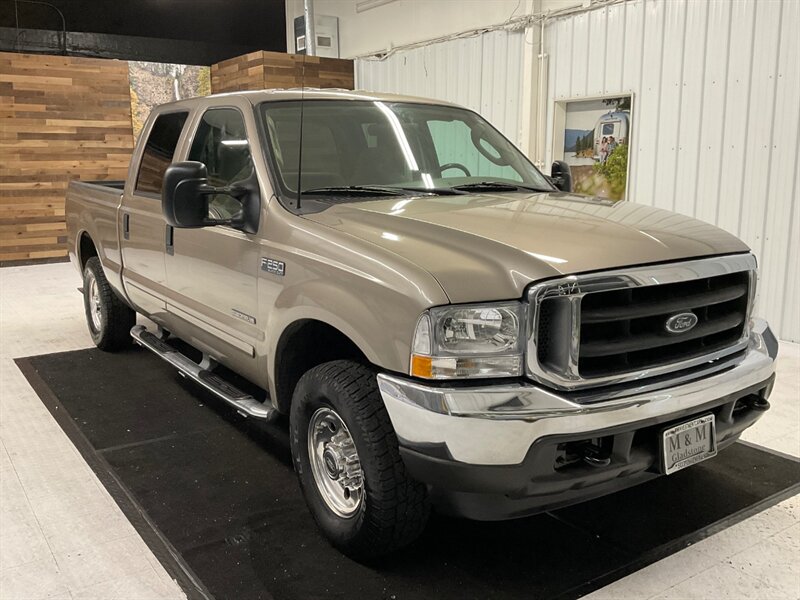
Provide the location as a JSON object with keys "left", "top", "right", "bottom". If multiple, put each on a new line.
{"left": 135, "top": 111, "right": 188, "bottom": 195}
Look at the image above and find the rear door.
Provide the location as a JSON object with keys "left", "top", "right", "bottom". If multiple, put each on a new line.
{"left": 120, "top": 110, "right": 188, "bottom": 317}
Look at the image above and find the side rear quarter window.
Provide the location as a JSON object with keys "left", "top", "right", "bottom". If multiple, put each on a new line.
{"left": 135, "top": 111, "right": 189, "bottom": 195}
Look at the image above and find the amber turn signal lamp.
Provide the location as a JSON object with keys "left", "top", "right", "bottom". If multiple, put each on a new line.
{"left": 410, "top": 354, "right": 432, "bottom": 378}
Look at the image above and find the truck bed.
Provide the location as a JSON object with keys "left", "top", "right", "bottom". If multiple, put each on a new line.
{"left": 64, "top": 179, "right": 127, "bottom": 291}
{"left": 84, "top": 180, "right": 126, "bottom": 190}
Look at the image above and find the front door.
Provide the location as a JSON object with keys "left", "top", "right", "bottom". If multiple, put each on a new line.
{"left": 164, "top": 107, "right": 261, "bottom": 379}
{"left": 121, "top": 110, "right": 188, "bottom": 317}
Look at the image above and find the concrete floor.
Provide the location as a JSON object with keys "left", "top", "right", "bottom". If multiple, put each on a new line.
{"left": 0, "top": 262, "right": 798, "bottom": 599}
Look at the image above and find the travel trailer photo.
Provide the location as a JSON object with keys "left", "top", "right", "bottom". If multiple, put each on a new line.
{"left": 560, "top": 96, "right": 632, "bottom": 200}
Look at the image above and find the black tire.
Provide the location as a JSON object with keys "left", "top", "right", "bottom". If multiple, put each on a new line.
{"left": 82, "top": 256, "right": 136, "bottom": 351}
{"left": 290, "top": 360, "right": 429, "bottom": 560}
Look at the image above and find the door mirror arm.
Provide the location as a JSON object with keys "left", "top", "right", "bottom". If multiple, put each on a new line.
{"left": 193, "top": 184, "right": 246, "bottom": 229}
{"left": 163, "top": 162, "right": 260, "bottom": 234}
{"left": 197, "top": 183, "right": 248, "bottom": 200}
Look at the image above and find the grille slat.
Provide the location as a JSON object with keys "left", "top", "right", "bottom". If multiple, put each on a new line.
{"left": 581, "top": 283, "right": 747, "bottom": 323}
{"left": 577, "top": 271, "right": 750, "bottom": 377}
{"left": 580, "top": 310, "right": 744, "bottom": 358}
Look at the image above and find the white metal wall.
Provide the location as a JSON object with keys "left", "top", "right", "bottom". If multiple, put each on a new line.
{"left": 545, "top": 0, "right": 800, "bottom": 342}
{"left": 355, "top": 29, "right": 526, "bottom": 146}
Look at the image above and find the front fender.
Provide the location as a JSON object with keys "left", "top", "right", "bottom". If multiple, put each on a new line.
{"left": 257, "top": 205, "right": 450, "bottom": 404}
{"left": 265, "top": 277, "right": 430, "bottom": 390}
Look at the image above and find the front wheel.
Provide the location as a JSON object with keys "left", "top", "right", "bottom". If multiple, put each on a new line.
{"left": 290, "top": 360, "right": 429, "bottom": 560}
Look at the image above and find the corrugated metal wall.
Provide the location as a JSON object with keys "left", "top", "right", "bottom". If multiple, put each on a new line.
{"left": 545, "top": 0, "right": 799, "bottom": 342}
{"left": 356, "top": 29, "right": 525, "bottom": 146}
{"left": 354, "top": 1, "right": 798, "bottom": 341}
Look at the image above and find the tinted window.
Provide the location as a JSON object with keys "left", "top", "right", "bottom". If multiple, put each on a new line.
{"left": 189, "top": 108, "right": 254, "bottom": 220}
{"left": 135, "top": 111, "right": 188, "bottom": 195}
{"left": 259, "top": 100, "right": 550, "bottom": 197}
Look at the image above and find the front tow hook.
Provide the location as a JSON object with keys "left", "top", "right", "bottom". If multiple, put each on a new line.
{"left": 582, "top": 444, "right": 612, "bottom": 468}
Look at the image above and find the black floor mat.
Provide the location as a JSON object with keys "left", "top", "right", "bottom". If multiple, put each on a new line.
{"left": 16, "top": 347, "right": 800, "bottom": 600}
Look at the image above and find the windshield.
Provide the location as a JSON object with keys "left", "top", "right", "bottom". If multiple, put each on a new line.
{"left": 258, "top": 100, "right": 552, "bottom": 201}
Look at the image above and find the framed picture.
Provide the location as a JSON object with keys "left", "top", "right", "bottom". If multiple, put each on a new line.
{"left": 551, "top": 94, "right": 633, "bottom": 201}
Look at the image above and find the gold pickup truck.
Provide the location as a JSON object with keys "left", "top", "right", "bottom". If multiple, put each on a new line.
{"left": 66, "top": 90, "right": 778, "bottom": 559}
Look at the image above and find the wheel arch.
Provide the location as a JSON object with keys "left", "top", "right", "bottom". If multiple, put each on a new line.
{"left": 272, "top": 318, "right": 373, "bottom": 414}
{"left": 77, "top": 230, "right": 98, "bottom": 271}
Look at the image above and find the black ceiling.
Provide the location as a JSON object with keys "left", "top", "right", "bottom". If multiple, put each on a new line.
{"left": 0, "top": 0, "right": 287, "bottom": 63}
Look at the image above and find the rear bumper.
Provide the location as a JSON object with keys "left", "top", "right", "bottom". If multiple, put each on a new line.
{"left": 377, "top": 320, "right": 778, "bottom": 520}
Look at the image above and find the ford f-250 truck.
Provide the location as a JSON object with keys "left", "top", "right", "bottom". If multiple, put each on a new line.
{"left": 66, "top": 90, "right": 778, "bottom": 559}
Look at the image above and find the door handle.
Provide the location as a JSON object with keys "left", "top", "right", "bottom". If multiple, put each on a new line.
{"left": 123, "top": 213, "right": 130, "bottom": 240}
{"left": 165, "top": 224, "right": 174, "bottom": 255}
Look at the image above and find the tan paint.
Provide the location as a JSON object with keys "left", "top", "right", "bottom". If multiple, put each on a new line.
{"left": 306, "top": 192, "right": 749, "bottom": 304}
{"left": 67, "top": 89, "right": 752, "bottom": 410}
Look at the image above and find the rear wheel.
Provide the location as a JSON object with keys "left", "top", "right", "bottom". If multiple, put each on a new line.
{"left": 290, "top": 360, "right": 429, "bottom": 560}
{"left": 82, "top": 256, "right": 135, "bottom": 351}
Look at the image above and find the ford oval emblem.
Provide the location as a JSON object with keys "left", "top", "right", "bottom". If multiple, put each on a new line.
{"left": 665, "top": 312, "right": 698, "bottom": 334}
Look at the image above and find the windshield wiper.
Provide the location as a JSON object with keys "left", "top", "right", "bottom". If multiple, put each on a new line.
{"left": 394, "top": 186, "right": 464, "bottom": 196}
{"left": 300, "top": 185, "right": 466, "bottom": 199}
{"left": 300, "top": 185, "right": 410, "bottom": 197}
{"left": 450, "top": 181, "right": 553, "bottom": 193}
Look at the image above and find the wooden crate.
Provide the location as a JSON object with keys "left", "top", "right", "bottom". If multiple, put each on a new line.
{"left": 0, "top": 51, "right": 134, "bottom": 265}
{"left": 211, "top": 51, "right": 354, "bottom": 94}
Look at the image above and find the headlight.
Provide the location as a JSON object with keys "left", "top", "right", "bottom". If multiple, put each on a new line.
{"left": 410, "top": 302, "right": 525, "bottom": 379}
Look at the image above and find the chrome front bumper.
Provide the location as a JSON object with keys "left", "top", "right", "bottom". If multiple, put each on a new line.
{"left": 378, "top": 319, "right": 778, "bottom": 466}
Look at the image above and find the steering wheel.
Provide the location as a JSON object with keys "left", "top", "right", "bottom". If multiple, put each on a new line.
{"left": 440, "top": 162, "right": 472, "bottom": 177}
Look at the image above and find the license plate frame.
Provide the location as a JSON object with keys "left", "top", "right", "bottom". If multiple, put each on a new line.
{"left": 661, "top": 414, "right": 717, "bottom": 475}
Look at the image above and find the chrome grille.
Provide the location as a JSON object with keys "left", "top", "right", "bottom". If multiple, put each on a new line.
{"left": 527, "top": 254, "right": 756, "bottom": 390}
{"left": 578, "top": 271, "right": 749, "bottom": 377}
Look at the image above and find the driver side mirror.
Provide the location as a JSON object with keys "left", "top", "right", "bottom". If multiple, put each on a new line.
{"left": 162, "top": 161, "right": 257, "bottom": 233}
{"left": 550, "top": 160, "right": 573, "bottom": 193}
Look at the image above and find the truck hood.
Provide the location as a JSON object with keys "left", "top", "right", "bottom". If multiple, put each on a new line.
{"left": 304, "top": 192, "right": 750, "bottom": 304}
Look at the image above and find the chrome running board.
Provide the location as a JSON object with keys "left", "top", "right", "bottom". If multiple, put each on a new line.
{"left": 130, "top": 325, "right": 276, "bottom": 421}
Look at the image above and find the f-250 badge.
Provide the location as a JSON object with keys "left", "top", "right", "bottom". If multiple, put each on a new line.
{"left": 261, "top": 257, "right": 285, "bottom": 276}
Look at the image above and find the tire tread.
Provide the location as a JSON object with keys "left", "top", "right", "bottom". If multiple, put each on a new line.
{"left": 292, "top": 360, "right": 429, "bottom": 559}
{"left": 84, "top": 256, "right": 135, "bottom": 351}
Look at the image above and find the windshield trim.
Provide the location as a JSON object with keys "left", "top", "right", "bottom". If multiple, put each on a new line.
{"left": 254, "top": 98, "right": 555, "bottom": 214}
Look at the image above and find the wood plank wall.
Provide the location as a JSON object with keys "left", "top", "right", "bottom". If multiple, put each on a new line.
{"left": 211, "top": 51, "right": 354, "bottom": 94}
{"left": 0, "top": 52, "right": 134, "bottom": 265}
{"left": 210, "top": 51, "right": 267, "bottom": 92}
{"left": 0, "top": 49, "right": 352, "bottom": 265}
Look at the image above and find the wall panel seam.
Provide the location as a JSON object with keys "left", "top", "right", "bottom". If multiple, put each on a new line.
{"left": 689, "top": 0, "right": 711, "bottom": 219}
{"left": 733, "top": 3, "right": 760, "bottom": 240}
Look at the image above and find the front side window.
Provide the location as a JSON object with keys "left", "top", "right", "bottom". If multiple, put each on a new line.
{"left": 189, "top": 108, "right": 254, "bottom": 220}
{"left": 135, "top": 111, "right": 188, "bottom": 195}
{"left": 258, "top": 100, "right": 551, "bottom": 201}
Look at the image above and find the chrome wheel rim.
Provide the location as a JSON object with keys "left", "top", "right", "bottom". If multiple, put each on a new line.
{"left": 87, "top": 273, "right": 102, "bottom": 331}
{"left": 308, "top": 407, "right": 364, "bottom": 518}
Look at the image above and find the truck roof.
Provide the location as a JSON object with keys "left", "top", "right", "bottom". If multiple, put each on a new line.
{"left": 156, "top": 88, "right": 462, "bottom": 110}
